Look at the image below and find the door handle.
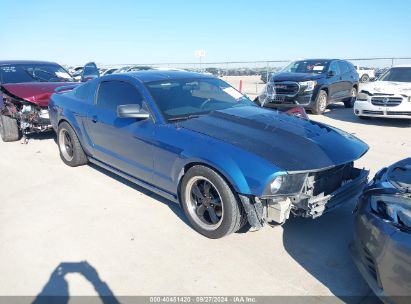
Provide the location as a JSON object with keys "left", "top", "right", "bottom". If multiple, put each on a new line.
{"left": 91, "top": 115, "right": 98, "bottom": 123}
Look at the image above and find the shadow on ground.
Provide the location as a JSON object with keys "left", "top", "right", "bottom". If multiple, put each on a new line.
{"left": 33, "top": 261, "right": 119, "bottom": 304}
{"left": 90, "top": 163, "right": 254, "bottom": 236}
{"left": 89, "top": 163, "right": 191, "bottom": 229}
{"left": 24, "top": 132, "right": 56, "bottom": 142}
{"left": 322, "top": 105, "right": 411, "bottom": 128}
{"left": 282, "top": 199, "right": 381, "bottom": 304}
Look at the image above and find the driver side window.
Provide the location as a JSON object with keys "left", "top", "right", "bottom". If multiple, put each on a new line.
{"left": 96, "top": 81, "right": 143, "bottom": 111}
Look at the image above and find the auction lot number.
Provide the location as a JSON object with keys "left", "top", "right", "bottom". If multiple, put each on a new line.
{"left": 150, "top": 297, "right": 257, "bottom": 303}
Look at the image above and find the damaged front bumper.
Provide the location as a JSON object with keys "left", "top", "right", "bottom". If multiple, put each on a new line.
{"left": 1, "top": 90, "right": 53, "bottom": 136}
{"left": 18, "top": 105, "right": 53, "bottom": 135}
{"left": 240, "top": 164, "right": 369, "bottom": 229}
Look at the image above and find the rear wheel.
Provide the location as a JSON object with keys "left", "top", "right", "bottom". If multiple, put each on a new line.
{"left": 360, "top": 74, "right": 369, "bottom": 83}
{"left": 344, "top": 87, "right": 357, "bottom": 108}
{"left": 180, "top": 165, "right": 245, "bottom": 239}
{"left": 311, "top": 90, "right": 327, "bottom": 115}
{"left": 0, "top": 114, "right": 20, "bottom": 142}
{"left": 57, "top": 122, "right": 88, "bottom": 167}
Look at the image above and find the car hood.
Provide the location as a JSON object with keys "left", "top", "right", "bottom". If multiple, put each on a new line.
{"left": 271, "top": 72, "right": 325, "bottom": 82}
{"left": 180, "top": 106, "right": 368, "bottom": 172}
{"left": 1, "top": 82, "right": 78, "bottom": 107}
{"left": 362, "top": 81, "right": 411, "bottom": 96}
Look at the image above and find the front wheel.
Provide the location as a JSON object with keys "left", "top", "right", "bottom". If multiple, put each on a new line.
{"left": 180, "top": 165, "right": 245, "bottom": 238}
{"left": 360, "top": 74, "right": 370, "bottom": 83}
{"left": 57, "top": 122, "right": 88, "bottom": 167}
{"left": 344, "top": 87, "right": 357, "bottom": 108}
{"left": 0, "top": 115, "right": 20, "bottom": 142}
{"left": 311, "top": 90, "right": 328, "bottom": 115}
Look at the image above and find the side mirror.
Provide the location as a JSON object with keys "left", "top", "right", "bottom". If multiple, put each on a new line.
{"left": 327, "top": 70, "right": 335, "bottom": 78}
{"left": 117, "top": 104, "right": 150, "bottom": 119}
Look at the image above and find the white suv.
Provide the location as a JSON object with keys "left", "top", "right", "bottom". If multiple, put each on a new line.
{"left": 354, "top": 65, "right": 411, "bottom": 119}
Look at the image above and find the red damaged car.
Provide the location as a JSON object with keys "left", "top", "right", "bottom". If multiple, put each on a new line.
{"left": 0, "top": 60, "right": 98, "bottom": 142}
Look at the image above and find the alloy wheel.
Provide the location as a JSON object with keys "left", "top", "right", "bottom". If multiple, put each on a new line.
{"left": 59, "top": 128, "right": 74, "bottom": 161}
{"left": 319, "top": 94, "right": 327, "bottom": 112}
{"left": 185, "top": 176, "right": 224, "bottom": 230}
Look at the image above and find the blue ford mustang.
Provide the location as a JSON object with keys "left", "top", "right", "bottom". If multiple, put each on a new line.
{"left": 49, "top": 71, "right": 369, "bottom": 238}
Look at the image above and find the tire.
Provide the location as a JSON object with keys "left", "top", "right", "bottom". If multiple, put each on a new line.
{"left": 344, "top": 87, "right": 357, "bottom": 108}
{"left": 311, "top": 90, "right": 328, "bottom": 115}
{"left": 0, "top": 115, "right": 20, "bottom": 142}
{"left": 180, "top": 165, "right": 245, "bottom": 239}
{"left": 57, "top": 122, "right": 88, "bottom": 167}
{"left": 360, "top": 74, "right": 369, "bottom": 83}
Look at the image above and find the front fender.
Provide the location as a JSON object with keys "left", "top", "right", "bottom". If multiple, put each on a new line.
{"left": 171, "top": 139, "right": 285, "bottom": 196}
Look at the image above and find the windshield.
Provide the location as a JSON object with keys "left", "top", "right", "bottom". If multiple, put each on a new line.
{"left": 0, "top": 64, "right": 74, "bottom": 84}
{"left": 282, "top": 60, "right": 331, "bottom": 74}
{"left": 146, "top": 78, "right": 254, "bottom": 121}
{"left": 379, "top": 67, "right": 411, "bottom": 82}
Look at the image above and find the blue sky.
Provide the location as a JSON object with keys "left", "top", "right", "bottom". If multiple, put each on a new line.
{"left": 2, "top": 0, "right": 411, "bottom": 65}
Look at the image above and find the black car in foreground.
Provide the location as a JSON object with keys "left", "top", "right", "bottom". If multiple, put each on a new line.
{"left": 351, "top": 158, "right": 411, "bottom": 304}
{"left": 257, "top": 59, "right": 359, "bottom": 114}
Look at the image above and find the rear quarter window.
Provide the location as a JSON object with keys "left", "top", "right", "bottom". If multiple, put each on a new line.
{"left": 346, "top": 62, "right": 356, "bottom": 72}
{"left": 338, "top": 61, "right": 349, "bottom": 74}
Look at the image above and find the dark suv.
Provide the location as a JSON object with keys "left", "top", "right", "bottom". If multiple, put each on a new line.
{"left": 256, "top": 59, "right": 359, "bottom": 114}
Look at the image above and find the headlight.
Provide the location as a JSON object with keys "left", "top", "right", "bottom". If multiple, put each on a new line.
{"left": 263, "top": 173, "right": 307, "bottom": 196}
{"left": 299, "top": 81, "right": 317, "bottom": 92}
{"left": 270, "top": 176, "right": 284, "bottom": 194}
{"left": 370, "top": 195, "right": 411, "bottom": 232}
{"left": 357, "top": 92, "right": 369, "bottom": 101}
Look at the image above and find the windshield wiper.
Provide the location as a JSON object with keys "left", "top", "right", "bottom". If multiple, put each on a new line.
{"left": 168, "top": 114, "right": 201, "bottom": 122}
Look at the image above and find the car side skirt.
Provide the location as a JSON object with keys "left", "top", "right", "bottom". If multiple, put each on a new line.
{"left": 89, "top": 157, "right": 178, "bottom": 203}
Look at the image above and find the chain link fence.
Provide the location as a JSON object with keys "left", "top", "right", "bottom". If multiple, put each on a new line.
{"left": 95, "top": 57, "right": 411, "bottom": 98}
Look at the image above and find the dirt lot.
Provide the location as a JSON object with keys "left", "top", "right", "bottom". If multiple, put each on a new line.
{"left": 0, "top": 77, "right": 410, "bottom": 302}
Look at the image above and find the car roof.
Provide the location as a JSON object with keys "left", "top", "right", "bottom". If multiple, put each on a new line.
{"left": 0, "top": 60, "right": 60, "bottom": 66}
{"left": 297, "top": 58, "right": 339, "bottom": 62}
{"left": 126, "top": 70, "right": 211, "bottom": 83}
{"left": 393, "top": 64, "right": 411, "bottom": 68}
